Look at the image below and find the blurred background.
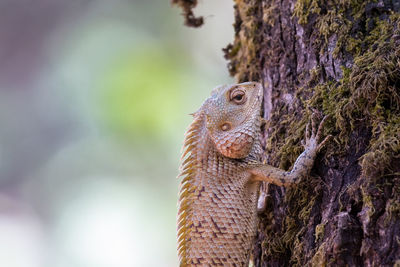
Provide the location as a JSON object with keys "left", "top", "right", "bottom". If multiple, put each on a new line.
{"left": 0, "top": 1, "right": 233, "bottom": 266}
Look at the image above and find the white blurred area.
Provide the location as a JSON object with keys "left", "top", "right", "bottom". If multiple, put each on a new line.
{"left": 0, "top": 1, "right": 233, "bottom": 267}
{"left": 0, "top": 194, "right": 45, "bottom": 267}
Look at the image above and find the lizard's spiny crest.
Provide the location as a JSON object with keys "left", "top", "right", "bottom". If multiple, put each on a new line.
{"left": 177, "top": 112, "right": 203, "bottom": 265}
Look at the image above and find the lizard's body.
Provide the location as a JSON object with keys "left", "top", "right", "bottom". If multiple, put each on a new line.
{"left": 177, "top": 82, "right": 329, "bottom": 266}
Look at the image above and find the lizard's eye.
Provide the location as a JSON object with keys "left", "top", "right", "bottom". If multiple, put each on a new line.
{"left": 229, "top": 89, "right": 246, "bottom": 104}
{"left": 221, "top": 122, "right": 231, "bottom": 131}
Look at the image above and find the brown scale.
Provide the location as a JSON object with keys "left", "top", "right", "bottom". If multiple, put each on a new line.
{"left": 177, "top": 82, "right": 331, "bottom": 266}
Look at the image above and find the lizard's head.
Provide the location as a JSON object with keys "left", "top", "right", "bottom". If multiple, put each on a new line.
{"left": 202, "top": 82, "right": 263, "bottom": 159}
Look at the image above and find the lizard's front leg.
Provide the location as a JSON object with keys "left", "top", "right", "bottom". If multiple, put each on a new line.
{"left": 248, "top": 114, "right": 331, "bottom": 186}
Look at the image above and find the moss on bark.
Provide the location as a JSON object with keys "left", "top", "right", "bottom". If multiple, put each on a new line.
{"left": 224, "top": 0, "right": 400, "bottom": 265}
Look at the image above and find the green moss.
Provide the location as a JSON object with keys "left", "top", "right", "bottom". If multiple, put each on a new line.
{"left": 317, "top": 10, "right": 344, "bottom": 44}
{"left": 386, "top": 199, "right": 400, "bottom": 225}
{"left": 224, "top": 0, "right": 264, "bottom": 81}
{"left": 361, "top": 187, "right": 375, "bottom": 217}
{"left": 259, "top": 177, "right": 321, "bottom": 263}
{"left": 293, "top": 0, "right": 321, "bottom": 25}
{"left": 347, "top": 14, "right": 400, "bottom": 178}
{"left": 360, "top": 114, "right": 400, "bottom": 177}
{"left": 307, "top": 13, "right": 400, "bottom": 178}
{"left": 346, "top": 37, "right": 363, "bottom": 55}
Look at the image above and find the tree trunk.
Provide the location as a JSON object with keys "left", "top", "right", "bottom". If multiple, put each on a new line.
{"left": 175, "top": 0, "right": 400, "bottom": 266}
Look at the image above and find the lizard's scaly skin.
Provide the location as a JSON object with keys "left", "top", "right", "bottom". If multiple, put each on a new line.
{"left": 177, "top": 82, "right": 329, "bottom": 266}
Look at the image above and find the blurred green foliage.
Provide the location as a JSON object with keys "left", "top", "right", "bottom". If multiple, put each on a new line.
{"left": 97, "top": 45, "right": 184, "bottom": 138}
{"left": 0, "top": 1, "right": 234, "bottom": 266}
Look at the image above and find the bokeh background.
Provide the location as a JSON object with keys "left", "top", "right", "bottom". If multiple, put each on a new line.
{"left": 0, "top": 1, "right": 234, "bottom": 266}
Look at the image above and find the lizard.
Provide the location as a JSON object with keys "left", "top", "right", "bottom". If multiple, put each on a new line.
{"left": 177, "top": 82, "right": 331, "bottom": 266}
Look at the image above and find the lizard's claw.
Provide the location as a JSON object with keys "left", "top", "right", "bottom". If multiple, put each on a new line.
{"left": 316, "top": 115, "right": 331, "bottom": 149}
{"left": 303, "top": 113, "right": 331, "bottom": 151}
{"left": 318, "top": 134, "right": 332, "bottom": 151}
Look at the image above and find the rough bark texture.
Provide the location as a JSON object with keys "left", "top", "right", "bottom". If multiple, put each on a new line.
{"left": 175, "top": 0, "right": 400, "bottom": 266}
{"left": 223, "top": 1, "right": 400, "bottom": 266}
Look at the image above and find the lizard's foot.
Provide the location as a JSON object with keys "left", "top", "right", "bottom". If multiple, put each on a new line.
{"left": 302, "top": 113, "right": 332, "bottom": 151}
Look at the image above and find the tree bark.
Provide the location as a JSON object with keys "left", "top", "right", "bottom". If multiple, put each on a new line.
{"left": 224, "top": 1, "right": 400, "bottom": 266}
{"left": 175, "top": 0, "right": 400, "bottom": 266}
